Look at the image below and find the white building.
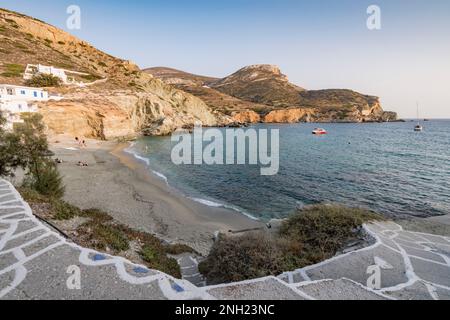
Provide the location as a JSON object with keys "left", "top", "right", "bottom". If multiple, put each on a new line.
{"left": 0, "top": 84, "right": 49, "bottom": 101}
{"left": 24, "top": 64, "right": 91, "bottom": 85}
{"left": 0, "top": 84, "right": 48, "bottom": 130}
{"left": 24, "top": 64, "right": 68, "bottom": 83}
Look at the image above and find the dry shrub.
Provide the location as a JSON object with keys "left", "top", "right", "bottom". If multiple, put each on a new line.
{"left": 199, "top": 204, "right": 383, "bottom": 284}
{"left": 199, "top": 232, "right": 285, "bottom": 284}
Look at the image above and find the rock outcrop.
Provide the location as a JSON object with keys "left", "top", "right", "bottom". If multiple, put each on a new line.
{"left": 263, "top": 108, "right": 314, "bottom": 123}
{"left": 39, "top": 86, "right": 222, "bottom": 139}
{"left": 147, "top": 65, "right": 398, "bottom": 124}
{"left": 231, "top": 110, "right": 261, "bottom": 124}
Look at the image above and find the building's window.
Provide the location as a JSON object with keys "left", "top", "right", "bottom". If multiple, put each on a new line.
{"left": 18, "top": 104, "right": 22, "bottom": 110}
{"left": 21, "top": 90, "right": 26, "bottom": 95}
{"left": 7, "top": 88, "right": 13, "bottom": 95}
{"left": 33, "top": 91, "right": 38, "bottom": 97}
{"left": 41, "top": 92, "right": 44, "bottom": 98}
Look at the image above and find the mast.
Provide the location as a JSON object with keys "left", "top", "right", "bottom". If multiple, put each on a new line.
{"left": 416, "top": 102, "right": 420, "bottom": 124}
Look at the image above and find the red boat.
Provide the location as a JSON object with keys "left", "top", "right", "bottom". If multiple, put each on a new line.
{"left": 312, "top": 128, "right": 328, "bottom": 135}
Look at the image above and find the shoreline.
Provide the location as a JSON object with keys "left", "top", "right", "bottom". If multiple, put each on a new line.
{"left": 49, "top": 135, "right": 263, "bottom": 255}
{"left": 121, "top": 142, "right": 261, "bottom": 222}
{"left": 47, "top": 134, "right": 449, "bottom": 258}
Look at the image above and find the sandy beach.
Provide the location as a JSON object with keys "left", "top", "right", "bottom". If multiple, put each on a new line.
{"left": 48, "top": 135, "right": 263, "bottom": 255}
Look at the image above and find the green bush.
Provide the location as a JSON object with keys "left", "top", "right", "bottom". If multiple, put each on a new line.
{"left": 17, "top": 187, "right": 49, "bottom": 204}
{"left": 199, "top": 204, "right": 382, "bottom": 284}
{"left": 80, "top": 74, "right": 102, "bottom": 81}
{"left": 23, "top": 161, "right": 65, "bottom": 199}
{"left": 279, "top": 205, "right": 381, "bottom": 261}
{"left": 50, "top": 198, "right": 81, "bottom": 220}
{"left": 140, "top": 245, "right": 181, "bottom": 278}
{"left": 18, "top": 186, "right": 79, "bottom": 220}
{"left": 1, "top": 63, "right": 25, "bottom": 78}
{"left": 198, "top": 232, "right": 286, "bottom": 284}
{"left": 80, "top": 208, "right": 114, "bottom": 223}
{"left": 25, "top": 73, "right": 61, "bottom": 87}
{"left": 165, "top": 243, "right": 196, "bottom": 255}
{"left": 91, "top": 224, "right": 130, "bottom": 252}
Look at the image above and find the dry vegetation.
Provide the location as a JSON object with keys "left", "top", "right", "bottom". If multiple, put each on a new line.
{"left": 199, "top": 204, "right": 383, "bottom": 285}
{"left": 19, "top": 187, "right": 195, "bottom": 278}
{"left": 25, "top": 73, "right": 61, "bottom": 87}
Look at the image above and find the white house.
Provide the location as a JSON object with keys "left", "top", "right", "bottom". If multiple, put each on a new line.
{"left": 0, "top": 84, "right": 49, "bottom": 101}
{"left": 0, "top": 84, "right": 49, "bottom": 130}
{"left": 24, "top": 64, "right": 68, "bottom": 83}
{"left": 24, "top": 64, "right": 91, "bottom": 85}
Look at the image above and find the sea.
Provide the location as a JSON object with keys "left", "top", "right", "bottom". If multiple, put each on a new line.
{"left": 126, "top": 120, "right": 450, "bottom": 221}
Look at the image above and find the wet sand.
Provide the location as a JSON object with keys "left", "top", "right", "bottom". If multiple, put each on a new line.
{"left": 49, "top": 135, "right": 263, "bottom": 255}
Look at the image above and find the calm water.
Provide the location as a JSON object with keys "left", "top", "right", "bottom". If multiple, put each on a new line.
{"left": 128, "top": 121, "right": 450, "bottom": 221}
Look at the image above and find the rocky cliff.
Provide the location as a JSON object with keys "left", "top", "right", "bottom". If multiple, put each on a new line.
{"left": 0, "top": 8, "right": 227, "bottom": 139}
{"left": 38, "top": 84, "right": 223, "bottom": 139}
{"left": 264, "top": 108, "right": 314, "bottom": 123}
{"left": 147, "top": 65, "right": 398, "bottom": 124}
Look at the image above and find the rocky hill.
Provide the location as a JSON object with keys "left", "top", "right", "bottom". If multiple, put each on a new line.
{"left": 144, "top": 67, "right": 272, "bottom": 122}
{"left": 0, "top": 8, "right": 227, "bottom": 138}
{"left": 211, "top": 64, "right": 306, "bottom": 108}
{"left": 1, "top": 8, "right": 397, "bottom": 140}
{"left": 147, "top": 65, "right": 398, "bottom": 123}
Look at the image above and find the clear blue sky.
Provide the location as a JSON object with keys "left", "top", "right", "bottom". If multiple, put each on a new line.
{"left": 1, "top": 0, "right": 449, "bottom": 118}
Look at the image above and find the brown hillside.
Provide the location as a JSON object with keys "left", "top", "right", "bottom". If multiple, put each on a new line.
{"left": 0, "top": 8, "right": 227, "bottom": 137}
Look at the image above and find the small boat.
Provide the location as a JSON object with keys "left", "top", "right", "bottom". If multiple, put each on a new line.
{"left": 414, "top": 103, "right": 423, "bottom": 132}
{"left": 312, "top": 128, "right": 328, "bottom": 135}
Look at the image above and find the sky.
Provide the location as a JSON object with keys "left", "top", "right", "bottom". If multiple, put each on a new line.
{"left": 1, "top": 0, "right": 449, "bottom": 118}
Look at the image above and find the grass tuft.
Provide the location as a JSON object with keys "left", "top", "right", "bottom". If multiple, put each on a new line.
{"left": 89, "top": 224, "right": 130, "bottom": 251}
{"left": 1, "top": 63, "right": 25, "bottom": 78}
{"left": 140, "top": 245, "right": 181, "bottom": 278}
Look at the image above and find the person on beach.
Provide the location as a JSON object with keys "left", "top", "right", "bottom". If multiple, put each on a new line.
{"left": 77, "top": 161, "right": 89, "bottom": 167}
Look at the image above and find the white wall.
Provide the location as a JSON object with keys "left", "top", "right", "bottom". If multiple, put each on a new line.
{"left": 0, "top": 86, "right": 48, "bottom": 102}
{"left": 0, "top": 100, "right": 37, "bottom": 113}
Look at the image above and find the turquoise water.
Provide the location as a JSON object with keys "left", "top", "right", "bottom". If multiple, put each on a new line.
{"left": 128, "top": 120, "right": 450, "bottom": 221}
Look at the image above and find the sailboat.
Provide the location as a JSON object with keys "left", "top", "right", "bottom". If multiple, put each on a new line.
{"left": 414, "top": 103, "right": 423, "bottom": 132}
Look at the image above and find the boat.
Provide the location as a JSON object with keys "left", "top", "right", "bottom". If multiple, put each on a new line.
{"left": 414, "top": 103, "right": 423, "bottom": 132}
{"left": 312, "top": 128, "right": 328, "bottom": 135}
